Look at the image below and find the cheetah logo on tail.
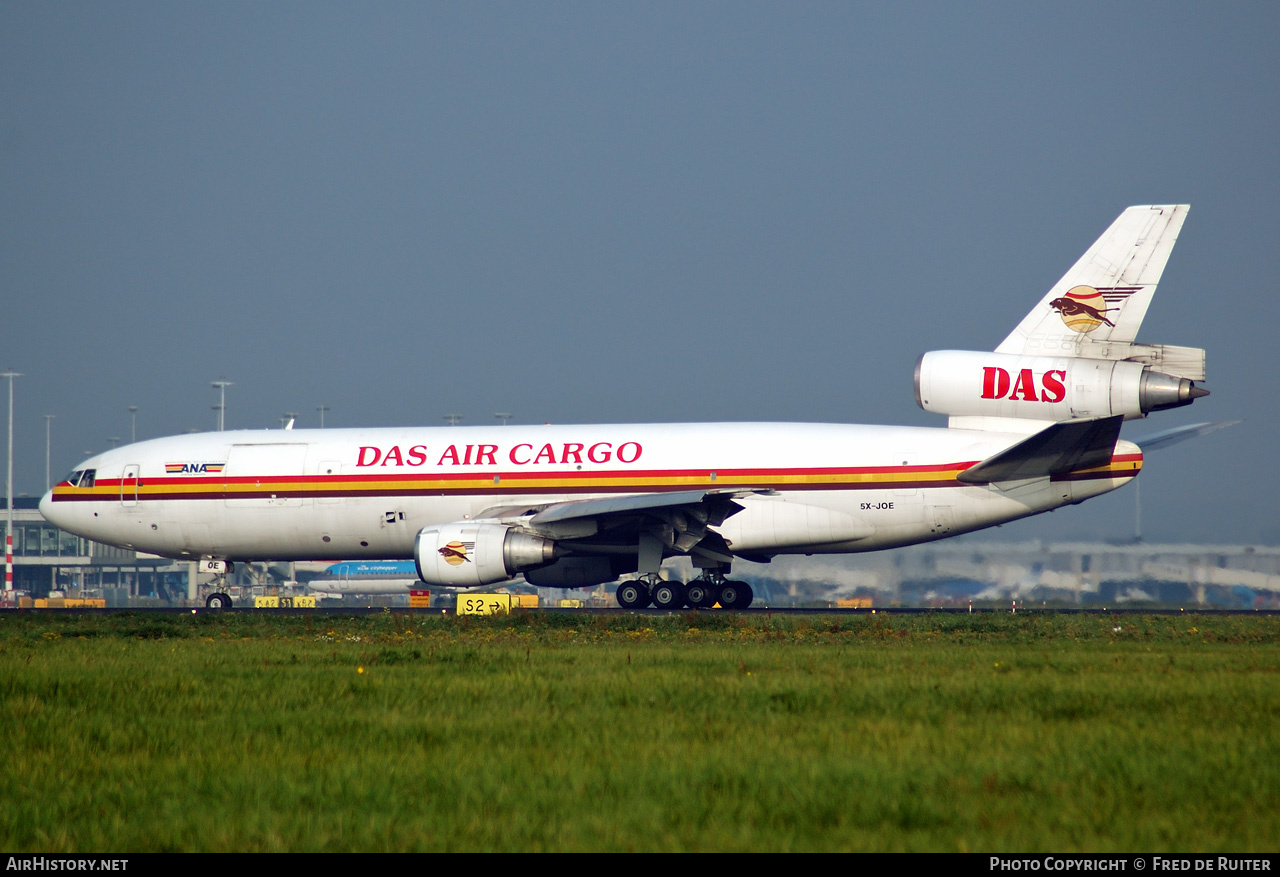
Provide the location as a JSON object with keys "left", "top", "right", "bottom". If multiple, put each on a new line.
{"left": 1049, "top": 285, "right": 1118, "bottom": 333}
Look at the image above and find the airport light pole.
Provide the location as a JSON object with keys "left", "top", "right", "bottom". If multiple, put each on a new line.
{"left": 128, "top": 406, "right": 137, "bottom": 444}
{"left": 2, "top": 371, "right": 21, "bottom": 595}
{"left": 44, "top": 414, "right": 54, "bottom": 492}
{"left": 444, "top": 414, "right": 463, "bottom": 426}
{"left": 211, "top": 379, "right": 233, "bottom": 431}
{"left": 1134, "top": 478, "right": 1142, "bottom": 543}
{"left": 316, "top": 405, "right": 329, "bottom": 428}
{"left": 495, "top": 412, "right": 512, "bottom": 426}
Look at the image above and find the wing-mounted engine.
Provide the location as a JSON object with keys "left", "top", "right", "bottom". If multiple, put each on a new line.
{"left": 414, "top": 490, "right": 763, "bottom": 590}
{"left": 414, "top": 522, "right": 555, "bottom": 587}
{"left": 914, "top": 350, "right": 1208, "bottom": 424}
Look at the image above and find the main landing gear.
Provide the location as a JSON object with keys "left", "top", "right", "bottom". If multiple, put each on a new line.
{"left": 615, "top": 574, "right": 753, "bottom": 611}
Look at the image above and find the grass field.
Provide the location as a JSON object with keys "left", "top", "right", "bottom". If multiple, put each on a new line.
{"left": 1, "top": 610, "right": 1277, "bottom": 852}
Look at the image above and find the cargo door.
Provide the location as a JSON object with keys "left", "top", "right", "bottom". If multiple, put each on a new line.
{"left": 224, "top": 444, "right": 307, "bottom": 507}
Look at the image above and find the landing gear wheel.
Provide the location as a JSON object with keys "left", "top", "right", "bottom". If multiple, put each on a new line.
{"left": 716, "top": 581, "right": 753, "bottom": 610}
{"left": 205, "top": 592, "right": 233, "bottom": 610}
{"left": 616, "top": 581, "right": 651, "bottom": 610}
{"left": 686, "top": 582, "right": 716, "bottom": 609}
{"left": 651, "top": 581, "right": 687, "bottom": 610}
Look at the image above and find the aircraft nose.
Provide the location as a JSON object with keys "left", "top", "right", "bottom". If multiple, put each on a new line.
{"left": 39, "top": 489, "right": 63, "bottom": 528}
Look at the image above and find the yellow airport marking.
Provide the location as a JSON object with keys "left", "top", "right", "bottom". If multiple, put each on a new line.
{"left": 253, "top": 595, "right": 315, "bottom": 608}
{"left": 456, "top": 594, "right": 516, "bottom": 615}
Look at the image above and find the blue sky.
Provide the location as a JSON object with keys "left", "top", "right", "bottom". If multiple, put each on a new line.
{"left": 2, "top": 2, "right": 1276, "bottom": 543}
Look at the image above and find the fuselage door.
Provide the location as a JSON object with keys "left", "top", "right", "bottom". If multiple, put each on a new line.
{"left": 121, "top": 464, "right": 140, "bottom": 507}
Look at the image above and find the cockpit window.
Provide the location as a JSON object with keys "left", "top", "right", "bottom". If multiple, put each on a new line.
{"left": 64, "top": 469, "right": 96, "bottom": 488}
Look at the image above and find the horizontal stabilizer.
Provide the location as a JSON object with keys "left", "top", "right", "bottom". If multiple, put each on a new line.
{"left": 1133, "top": 420, "right": 1239, "bottom": 452}
{"left": 957, "top": 416, "right": 1124, "bottom": 484}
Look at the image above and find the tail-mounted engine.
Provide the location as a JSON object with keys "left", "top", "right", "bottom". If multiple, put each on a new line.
{"left": 414, "top": 523, "right": 555, "bottom": 587}
{"left": 914, "top": 350, "right": 1208, "bottom": 422}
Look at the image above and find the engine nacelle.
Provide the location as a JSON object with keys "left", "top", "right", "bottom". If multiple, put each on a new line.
{"left": 524, "top": 557, "right": 629, "bottom": 588}
{"left": 914, "top": 350, "right": 1207, "bottom": 421}
{"left": 414, "top": 522, "right": 555, "bottom": 587}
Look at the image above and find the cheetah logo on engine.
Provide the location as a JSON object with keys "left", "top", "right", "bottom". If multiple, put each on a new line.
{"left": 439, "top": 541, "right": 473, "bottom": 565}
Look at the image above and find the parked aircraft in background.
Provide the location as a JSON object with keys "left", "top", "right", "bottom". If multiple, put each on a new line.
{"left": 307, "top": 560, "right": 424, "bottom": 596}
{"left": 43, "top": 205, "right": 1211, "bottom": 610}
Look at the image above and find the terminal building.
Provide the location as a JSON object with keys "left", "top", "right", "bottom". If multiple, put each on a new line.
{"left": 740, "top": 539, "right": 1280, "bottom": 609}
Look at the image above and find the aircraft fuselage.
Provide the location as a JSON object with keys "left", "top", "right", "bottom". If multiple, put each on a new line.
{"left": 41, "top": 421, "right": 1139, "bottom": 563}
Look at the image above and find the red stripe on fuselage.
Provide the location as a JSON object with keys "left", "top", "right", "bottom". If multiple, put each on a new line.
{"left": 50, "top": 461, "right": 980, "bottom": 502}
{"left": 50, "top": 455, "right": 1142, "bottom": 503}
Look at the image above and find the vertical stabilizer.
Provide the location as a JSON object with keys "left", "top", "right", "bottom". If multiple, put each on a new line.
{"left": 996, "top": 205, "right": 1189, "bottom": 356}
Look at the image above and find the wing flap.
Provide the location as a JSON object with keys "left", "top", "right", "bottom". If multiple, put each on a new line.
{"left": 525, "top": 487, "right": 777, "bottom": 544}
{"left": 533, "top": 489, "right": 729, "bottom": 524}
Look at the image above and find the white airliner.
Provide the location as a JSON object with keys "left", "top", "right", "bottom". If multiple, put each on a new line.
{"left": 42, "top": 205, "right": 1211, "bottom": 610}
{"left": 307, "top": 561, "right": 425, "bottom": 597}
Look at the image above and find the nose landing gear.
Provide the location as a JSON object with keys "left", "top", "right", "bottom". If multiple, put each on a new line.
{"left": 205, "top": 591, "right": 233, "bottom": 609}
{"left": 202, "top": 562, "right": 234, "bottom": 609}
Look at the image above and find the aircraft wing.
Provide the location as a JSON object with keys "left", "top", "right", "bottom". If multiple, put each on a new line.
{"left": 482, "top": 486, "right": 773, "bottom": 569}
{"left": 528, "top": 488, "right": 773, "bottom": 554}
{"left": 530, "top": 488, "right": 771, "bottom": 525}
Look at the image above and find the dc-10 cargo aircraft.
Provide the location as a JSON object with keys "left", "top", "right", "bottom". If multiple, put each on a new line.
{"left": 43, "top": 205, "right": 1212, "bottom": 610}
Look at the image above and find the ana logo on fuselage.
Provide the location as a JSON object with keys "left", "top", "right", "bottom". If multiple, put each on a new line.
{"left": 165, "top": 462, "right": 226, "bottom": 475}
